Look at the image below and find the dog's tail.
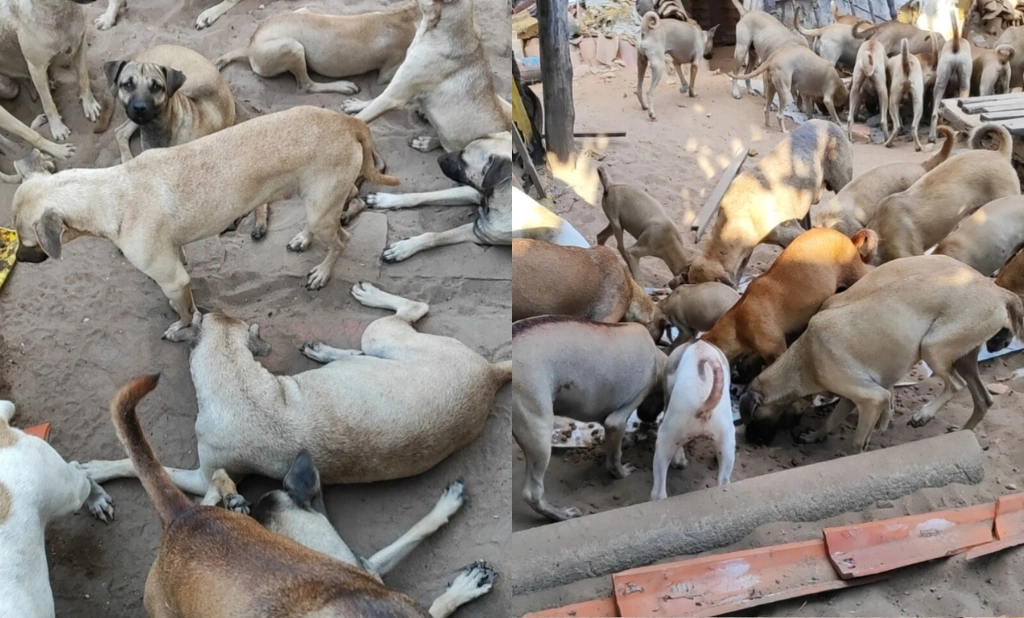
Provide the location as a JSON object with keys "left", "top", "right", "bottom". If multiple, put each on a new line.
{"left": 695, "top": 353, "right": 724, "bottom": 422}
{"left": 900, "top": 38, "right": 911, "bottom": 75}
{"left": 491, "top": 360, "right": 512, "bottom": 387}
{"left": 852, "top": 20, "right": 874, "bottom": 39}
{"left": 922, "top": 125, "right": 955, "bottom": 170}
{"left": 969, "top": 122, "right": 1014, "bottom": 160}
{"left": 109, "top": 375, "right": 192, "bottom": 528}
{"left": 642, "top": 11, "right": 660, "bottom": 33}
{"left": 726, "top": 61, "right": 771, "bottom": 81}
{"left": 596, "top": 165, "right": 613, "bottom": 197}
{"left": 851, "top": 228, "right": 878, "bottom": 264}
{"left": 997, "top": 43, "right": 1017, "bottom": 64}
{"left": 215, "top": 48, "right": 248, "bottom": 71}
{"left": 354, "top": 121, "right": 400, "bottom": 186}
{"left": 730, "top": 0, "right": 747, "bottom": 17}
{"left": 950, "top": 9, "right": 962, "bottom": 53}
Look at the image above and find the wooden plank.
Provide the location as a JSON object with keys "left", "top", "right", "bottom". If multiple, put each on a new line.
{"left": 939, "top": 99, "right": 977, "bottom": 133}
{"left": 960, "top": 93, "right": 1024, "bottom": 113}
{"left": 963, "top": 100, "right": 1024, "bottom": 114}
{"left": 694, "top": 146, "right": 747, "bottom": 239}
{"left": 537, "top": 0, "right": 575, "bottom": 162}
{"left": 980, "top": 109, "right": 1024, "bottom": 122}
{"left": 522, "top": 597, "right": 619, "bottom": 618}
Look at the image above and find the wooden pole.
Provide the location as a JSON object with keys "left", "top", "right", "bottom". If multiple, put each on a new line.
{"left": 537, "top": 0, "right": 575, "bottom": 163}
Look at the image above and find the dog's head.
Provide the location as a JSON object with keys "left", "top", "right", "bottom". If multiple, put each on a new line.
{"left": 739, "top": 389, "right": 785, "bottom": 446}
{"left": 104, "top": 60, "right": 186, "bottom": 126}
{"left": 252, "top": 450, "right": 329, "bottom": 526}
{"left": 702, "top": 25, "right": 719, "bottom": 60}
{"left": 10, "top": 176, "right": 70, "bottom": 264}
{"left": 685, "top": 256, "right": 737, "bottom": 288}
{"left": 437, "top": 132, "right": 512, "bottom": 197}
{"left": 163, "top": 312, "right": 272, "bottom": 357}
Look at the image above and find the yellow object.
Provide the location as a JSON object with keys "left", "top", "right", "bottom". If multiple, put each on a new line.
{"left": 0, "top": 228, "right": 18, "bottom": 291}
{"left": 512, "top": 77, "right": 534, "bottom": 147}
{"left": 514, "top": 12, "right": 538, "bottom": 39}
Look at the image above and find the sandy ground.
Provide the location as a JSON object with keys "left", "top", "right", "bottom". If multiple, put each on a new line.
{"left": 0, "top": 1, "right": 511, "bottom": 616}
{"left": 513, "top": 47, "right": 1024, "bottom": 614}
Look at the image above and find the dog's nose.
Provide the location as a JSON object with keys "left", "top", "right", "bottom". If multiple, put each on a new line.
{"left": 130, "top": 101, "right": 147, "bottom": 115}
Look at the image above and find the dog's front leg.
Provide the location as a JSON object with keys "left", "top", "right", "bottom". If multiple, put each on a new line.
{"left": 383, "top": 222, "right": 479, "bottom": 263}
{"left": 114, "top": 119, "right": 139, "bottom": 164}
{"left": 73, "top": 34, "right": 102, "bottom": 123}
{"left": 427, "top": 562, "right": 499, "bottom": 618}
{"left": 604, "top": 406, "right": 637, "bottom": 479}
{"left": 20, "top": 47, "right": 69, "bottom": 142}
{"left": 95, "top": 0, "right": 125, "bottom": 29}
{"left": 196, "top": 0, "right": 243, "bottom": 29}
{"left": 366, "top": 186, "right": 482, "bottom": 210}
{"left": 344, "top": 57, "right": 428, "bottom": 122}
{"left": 131, "top": 250, "right": 196, "bottom": 339}
{"left": 67, "top": 462, "right": 116, "bottom": 522}
{"left": 0, "top": 105, "right": 74, "bottom": 160}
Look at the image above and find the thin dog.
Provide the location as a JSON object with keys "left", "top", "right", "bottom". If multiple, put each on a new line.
{"left": 847, "top": 37, "right": 889, "bottom": 142}
{"left": 635, "top": 11, "right": 718, "bottom": 119}
{"left": 930, "top": 11, "right": 971, "bottom": 142}
{"left": 729, "top": 0, "right": 809, "bottom": 99}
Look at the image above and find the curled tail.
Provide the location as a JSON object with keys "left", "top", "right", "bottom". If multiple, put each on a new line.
{"left": 492, "top": 360, "right": 512, "bottom": 387}
{"left": 730, "top": 0, "right": 747, "bottom": 16}
{"left": 642, "top": 11, "right": 660, "bottom": 33}
{"left": 354, "top": 121, "right": 400, "bottom": 186}
{"left": 109, "top": 375, "right": 192, "bottom": 528}
{"left": 696, "top": 355, "right": 724, "bottom": 421}
{"left": 969, "top": 122, "right": 1013, "bottom": 160}
{"left": 901, "top": 38, "right": 911, "bottom": 74}
{"left": 922, "top": 125, "right": 955, "bottom": 170}
{"left": 950, "top": 10, "right": 961, "bottom": 53}
{"left": 852, "top": 20, "right": 874, "bottom": 39}
{"left": 215, "top": 48, "right": 248, "bottom": 71}
{"left": 997, "top": 43, "right": 1016, "bottom": 64}
{"left": 597, "top": 166, "right": 613, "bottom": 197}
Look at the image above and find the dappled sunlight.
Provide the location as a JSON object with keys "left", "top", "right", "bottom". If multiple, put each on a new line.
{"left": 548, "top": 136, "right": 611, "bottom": 206}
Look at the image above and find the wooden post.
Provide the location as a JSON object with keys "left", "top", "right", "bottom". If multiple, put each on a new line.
{"left": 537, "top": 0, "right": 575, "bottom": 163}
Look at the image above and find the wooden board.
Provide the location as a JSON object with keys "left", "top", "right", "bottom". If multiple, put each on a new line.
{"left": 961, "top": 94, "right": 1024, "bottom": 114}
{"left": 979, "top": 109, "right": 1024, "bottom": 122}
{"left": 693, "top": 146, "right": 747, "bottom": 239}
{"left": 939, "top": 99, "right": 977, "bottom": 133}
{"left": 962, "top": 99, "right": 1024, "bottom": 114}
{"left": 958, "top": 92, "right": 1024, "bottom": 111}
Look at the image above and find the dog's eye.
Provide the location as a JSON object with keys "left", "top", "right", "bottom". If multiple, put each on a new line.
{"left": 120, "top": 80, "right": 133, "bottom": 91}
{"left": 150, "top": 82, "right": 163, "bottom": 93}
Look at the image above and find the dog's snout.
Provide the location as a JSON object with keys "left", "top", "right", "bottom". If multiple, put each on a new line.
{"left": 437, "top": 152, "right": 460, "bottom": 176}
{"left": 130, "top": 101, "right": 148, "bottom": 114}
{"left": 15, "top": 243, "right": 50, "bottom": 264}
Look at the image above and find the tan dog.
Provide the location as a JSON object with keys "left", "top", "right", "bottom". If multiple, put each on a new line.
{"left": 728, "top": 46, "right": 849, "bottom": 132}
{"left": 513, "top": 316, "right": 667, "bottom": 521}
{"left": 701, "top": 228, "right": 876, "bottom": 367}
{"left": 867, "top": 123, "right": 1020, "bottom": 263}
{"left": 817, "top": 126, "right": 954, "bottom": 235}
{"left": 0, "top": 0, "right": 102, "bottom": 142}
{"left": 852, "top": 18, "right": 944, "bottom": 56}
{"left": 11, "top": 106, "right": 397, "bottom": 338}
{"left": 997, "top": 246, "right": 1024, "bottom": 296}
{"left": 884, "top": 39, "right": 930, "bottom": 150}
{"left": 971, "top": 43, "right": 1015, "bottom": 96}
{"left": 216, "top": 2, "right": 419, "bottom": 95}
{"left": 994, "top": 24, "right": 1024, "bottom": 88}
{"left": 0, "top": 105, "right": 74, "bottom": 161}
{"left": 795, "top": 15, "right": 863, "bottom": 71}
{"left": 847, "top": 37, "right": 889, "bottom": 142}
{"left": 512, "top": 239, "right": 664, "bottom": 339}
{"left": 832, "top": 3, "right": 859, "bottom": 25}
{"left": 688, "top": 119, "right": 854, "bottom": 286}
{"left": 935, "top": 195, "right": 1024, "bottom": 275}
{"left": 635, "top": 11, "right": 718, "bottom": 119}
{"left": 658, "top": 281, "right": 740, "bottom": 346}
{"left": 930, "top": 11, "right": 971, "bottom": 142}
{"left": 729, "top": 0, "right": 809, "bottom": 100}
{"left": 596, "top": 166, "right": 690, "bottom": 281}
{"left": 96, "top": 0, "right": 275, "bottom": 30}
{"left": 740, "top": 255, "right": 1023, "bottom": 450}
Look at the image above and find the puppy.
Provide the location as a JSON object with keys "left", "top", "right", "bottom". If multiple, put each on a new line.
{"left": 596, "top": 166, "right": 690, "bottom": 281}
{"left": 729, "top": 0, "right": 809, "bottom": 100}
{"left": 884, "top": 39, "right": 929, "bottom": 151}
{"left": 688, "top": 119, "right": 854, "bottom": 286}
{"left": 11, "top": 106, "right": 397, "bottom": 338}
{"left": 817, "top": 126, "right": 954, "bottom": 235}
{"left": 0, "top": 0, "right": 102, "bottom": 141}
{"left": 795, "top": 15, "right": 864, "bottom": 71}
{"left": 971, "top": 43, "right": 1015, "bottom": 96}
{"left": 0, "top": 400, "right": 114, "bottom": 618}
{"left": 935, "top": 195, "right": 1024, "bottom": 276}
{"left": 513, "top": 240, "right": 664, "bottom": 337}
{"left": 740, "top": 255, "right": 1022, "bottom": 450}
{"left": 635, "top": 11, "right": 718, "bottom": 119}
{"left": 867, "top": 123, "right": 1020, "bottom": 263}
{"left": 216, "top": 2, "right": 419, "bottom": 95}
{"left": 728, "top": 46, "right": 849, "bottom": 132}
{"left": 657, "top": 281, "right": 740, "bottom": 346}
{"left": 930, "top": 11, "right": 971, "bottom": 142}
{"left": 82, "top": 283, "right": 511, "bottom": 506}
{"left": 701, "top": 228, "right": 876, "bottom": 367}
{"left": 513, "top": 316, "right": 667, "bottom": 521}
{"left": 847, "top": 37, "right": 889, "bottom": 142}
{"left": 852, "top": 17, "right": 944, "bottom": 56}
{"left": 650, "top": 340, "right": 734, "bottom": 501}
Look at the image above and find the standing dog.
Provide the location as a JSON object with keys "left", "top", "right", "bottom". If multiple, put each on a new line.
{"left": 0, "top": 399, "right": 114, "bottom": 618}
{"left": 885, "top": 38, "right": 930, "bottom": 151}
{"left": 82, "top": 283, "right": 511, "bottom": 506}
{"left": 930, "top": 11, "right": 971, "bottom": 142}
{"left": 729, "top": 0, "right": 809, "bottom": 100}
{"left": 995, "top": 24, "right": 1024, "bottom": 89}
{"left": 851, "top": 18, "right": 943, "bottom": 56}
{"left": 795, "top": 16, "right": 863, "bottom": 71}
{"left": 657, "top": 281, "right": 740, "bottom": 346}
{"left": 635, "top": 11, "right": 718, "bottom": 120}
{"left": 847, "top": 37, "right": 889, "bottom": 142}
{"left": 11, "top": 106, "right": 397, "bottom": 338}
{"left": 971, "top": 44, "right": 1016, "bottom": 96}
{"left": 0, "top": 0, "right": 102, "bottom": 142}
{"left": 935, "top": 195, "right": 1024, "bottom": 276}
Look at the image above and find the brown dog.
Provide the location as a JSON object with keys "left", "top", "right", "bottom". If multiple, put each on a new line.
{"left": 512, "top": 239, "right": 664, "bottom": 339}
{"left": 688, "top": 119, "right": 854, "bottom": 286}
{"left": 596, "top": 166, "right": 689, "bottom": 281}
{"left": 867, "top": 123, "right": 1020, "bottom": 263}
{"left": 935, "top": 195, "right": 1024, "bottom": 276}
{"left": 701, "top": 227, "right": 876, "bottom": 367}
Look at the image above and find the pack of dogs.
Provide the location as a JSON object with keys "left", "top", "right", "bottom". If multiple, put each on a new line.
{"left": 513, "top": 2, "right": 1024, "bottom": 524}
{"left": 0, "top": 0, "right": 524, "bottom": 616}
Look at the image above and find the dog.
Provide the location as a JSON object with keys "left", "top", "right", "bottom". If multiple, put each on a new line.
{"left": 688, "top": 119, "right": 854, "bottom": 286}
{"left": 0, "top": 0, "right": 102, "bottom": 142}
{"left": 972, "top": 43, "right": 1015, "bottom": 96}
{"left": 0, "top": 147, "right": 55, "bottom": 184}
{"left": 994, "top": 24, "right": 1024, "bottom": 88}
{"left": 930, "top": 11, "right": 971, "bottom": 143}
{"left": 10, "top": 106, "right": 397, "bottom": 338}
{"left": 832, "top": 2, "right": 860, "bottom": 25}
{"left": 657, "top": 281, "right": 740, "bottom": 347}
{"left": 0, "top": 399, "right": 114, "bottom": 618}
{"left": 650, "top": 339, "right": 733, "bottom": 501}
{"left": 851, "top": 17, "right": 944, "bottom": 56}
{"left": 215, "top": 2, "right": 419, "bottom": 95}
{"left": 997, "top": 246, "right": 1024, "bottom": 300}
{"left": 635, "top": 11, "right": 718, "bottom": 119}
{"left": 728, "top": 46, "right": 848, "bottom": 132}
{"left": 635, "top": 0, "right": 696, "bottom": 23}
{"left": 512, "top": 239, "right": 664, "bottom": 340}
{"left": 701, "top": 227, "right": 876, "bottom": 368}
{"left": 82, "top": 283, "right": 511, "bottom": 507}
{"left": 817, "top": 126, "right": 954, "bottom": 235}
{"left": 96, "top": 0, "right": 275, "bottom": 30}
{"left": 596, "top": 166, "right": 690, "bottom": 280}
{"left": 513, "top": 316, "right": 667, "bottom": 521}
{"left": 935, "top": 195, "right": 1024, "bottom": 276}
{"left": 884, "top": 39, "right": 931, "bottom": 150}
{"left": 729, "top": 0, "right": 809, "bottom": 100}
{"left": 0, "top": 105, "right": 74, "bottom": 161}
{"left": 795, "top": 11, "right": 863, "bottom": 71}
{"left": 867, "top": 123, "right": 1020, "bottom": 263}
{"left": 740, "top": 255, "right": 1023, "bottom": 450}
{"left": 847, "top": 37, "right": 889, "bottom": 142}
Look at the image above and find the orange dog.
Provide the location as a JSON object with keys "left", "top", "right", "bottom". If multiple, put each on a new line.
{"left": 701, "top": 227, "right": 877, "bottom": 365}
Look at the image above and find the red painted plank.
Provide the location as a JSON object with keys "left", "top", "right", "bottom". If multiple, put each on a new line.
{"left": 23, "top": 423, "right": 51, "bottom": 442}
{"left": 965, "top": 533, "right": 1024, "bottom": 560}
{"left": 994, "top": 493, "right": 1024, "bottom": 540}
{"left": 522, "top": 596, "right": 619, "bottom": 617}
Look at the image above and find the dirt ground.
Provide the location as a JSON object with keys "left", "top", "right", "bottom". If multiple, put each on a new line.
{"left": 0, "top": 1, "right": 511, "bottom": 616}
{"left": 513, "top": 47, "right": 1024, "bottom": 614}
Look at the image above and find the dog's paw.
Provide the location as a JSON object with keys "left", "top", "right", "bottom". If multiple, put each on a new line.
{"left": 48, "top": 118, "right": 71, "bottom": 143}
{"left": 794, "top": 429, "right": 827, "bottom": 444}
{"left": 87, "top": 489, "right": 115, "bottom": 523}
{"left": 223, "top": 493, "right": 250, "bottom": 515}
{"left": 609, "top": 462, "right": 636, "bottom": 480}
{"left": 82, "top": 96, "right": 102, "bottom": 123}
{"left": 382, "top": 239, "right": 419, "bottom": 263}
{"left": 671, "top": 448, "right": 689, "bottom": 470}
{"left": 443, "top": 562, "right": 499, "bottom": 605}
{"left": 435, "top": 479, "right": 468, "bottom": 519}
{"left": 251, "top": 222, "right": 267, "bottom": 241}
{"left": 94, "top": 12, "right": 117, "bottom": 30}
{"left": 195, "top": 6, "right": 222, "bottom": 29}
{"left": 340, "top": 98, "right": 368, "bottom": 115}
{"left": 409, "top": 136, "right": 441, "bottom": 153}
{"left": 162, "top": 320, "right": 189, "bottom": 342}
{"left": 305, "top": 265, "right": 331, "bottom": 290}
{"left": 287, "top": 230, "right": 312, "bottom": 253}
{"left": 907, "top": 413, "right": 933, "bottom": 428}
{"left": 555, "top": 506, "right": 583, "bottom": 520}
{"left": 365, "top": 192, "right": 401, "bottom": 210}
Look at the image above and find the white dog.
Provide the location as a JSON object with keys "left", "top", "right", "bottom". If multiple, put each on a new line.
{"left": 0, "top": 400, "right": 114, "bottom": 618}
{"left": 650, "top": 340, "right": 735, "bottom": 501}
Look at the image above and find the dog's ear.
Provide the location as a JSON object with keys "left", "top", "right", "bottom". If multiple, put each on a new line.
{"left": 162, "top": 67, "right": 187, "bottom": 98}
{"left": 707, "top": 24, "right": 719, "bottom": 36}
{"left": 851, "top": 228, "right": 878, "bottom": 264}
{"left": 34, "top": 210, "right": 64, "bottom": 259}
{"left": 283, "top": 450, "right": 326, "bottom": 515}
{"left": 247, "top": 323, "right": 272, "bottom": 357}
{"left": 104, "top": 61, "right": 127, "bottom": 88}
{"left": 481, "top": 156, "right": 512, "bottom": 193}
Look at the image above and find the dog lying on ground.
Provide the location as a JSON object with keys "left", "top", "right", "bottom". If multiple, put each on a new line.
{"left": 216, "top": 2, "right": 419, "bottom": 95}
{"left": 740, "top": 255, "right": 1023, "bottom": 450}
{"left": 658, "top": 281, "right": 740, "bottom": 347}
{"left": 82, "top": 283, "right": 511, "bottom": 507}
{"left": 512, "top": 239, "right": 664, "bottom": 339}
{"left": 688, "top": 119, "right": 854, "bottom": 286}
{"left": 795, "top": 14, "right": 863, "bottom": 71}
{"left": 867, "top": 123, "right": 1019, "bottom": 263}
{"left": 930, "top": 11, "right": 971, "bottom": 142}
{"left": 650, "top": 339, "right": 733, "bottom": 501}
{"left": 0, "top": 0, "right": 102, "bottom": 142}
{"left": 852, "top": 17, "right": 944, "bottom": 56}
{"left": 848, "top": 37, "right": 889, "bottom": 142}
{"left": 884, "top": 39, "right": 932, "bottom": 150}
{"left": 729, "top": 0, "right": 809, "bottom": 100}
{"left": 596, "top": 166, "right": 690, "bottom": 281}
{"left": 972, "top": 44, "right": 1015, "bottom": 96}
{"left": 0, "top": 399, "right": 114, "bottom": 618}
{"left": 816, "top": 126, "right": 954, "bottom": 235}
{"left": 513, "top": 316, "right": 667, "bottom": 521}
{"left": 635, "top": 11, "right": 718, "bottom": 119}
{"left": 935, "top": 195, "right": 1024, "bottom": 276}
{"left": 97, "top": 0, "right": 274, "bottom": 29}
{"left": 701, "top": 228, "right": 876, "bottom": 367}
{"left": 11, "top": 106, "right": 397, "bottom": 338}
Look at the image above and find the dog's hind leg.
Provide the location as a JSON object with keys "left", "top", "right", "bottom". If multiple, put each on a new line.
{"left": 427, "top": 562, "right": 499, "bottom": 618}
{"left": 196, "top": 0, "right": 243, "bottom": 29}
{"left": 514, "top": 388, "right": 580, "bottom": 521}
{"left": 672, "top": 60, "right": 689, "bottom": 94}
{"left": 929, "top": 64, "right": 951, "bottom": 142}
{"left": 79, "top": 459, "right": 212, "bottom": 496}
{"left": 910, "top": 79, "right": 924, "bottom": 150}
{"left": 303, "top": 189, "right": 353, "bottom": 290}
{"left": 383, "top": 222, "right": 479, "bottom": 263}
{"left": 645, "top": 53, "right": 666, "bottom": 120}
{"left": 636, "top": 52, "right": 650, "bottom": 110}
{"left": 250, "top": 38, "right": 359, "bottom": 95}
{"left": 872, "top": 67, "right": 889, "bottom": 139}
{"left": 909, "top": 337, "right": 970, "bottom": 428}
{"left": 351, "top": 282, "right": 429, "bottom": 324}
{"left": 651, "top": 417, "right": 683, "bottom": 500}
{"left": 95, "top": 0, "right": 125, "bottom": 30}
{"left": 884, "top": 81, "right": 905, "bottom": 147}
{"left": 596, "top": 224, "right": 613, "bottom": 245}
{"left": 604, "top": 405, "right": 638, "bottom": 479}
{"left": 301, "top": 341, "right": 364, "bottom": 363}
{"left": 954, "top": 348, "right": 994, "bottom": 430}
{"left": 115, "top": 119, "right": 138, "bottom": 164}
